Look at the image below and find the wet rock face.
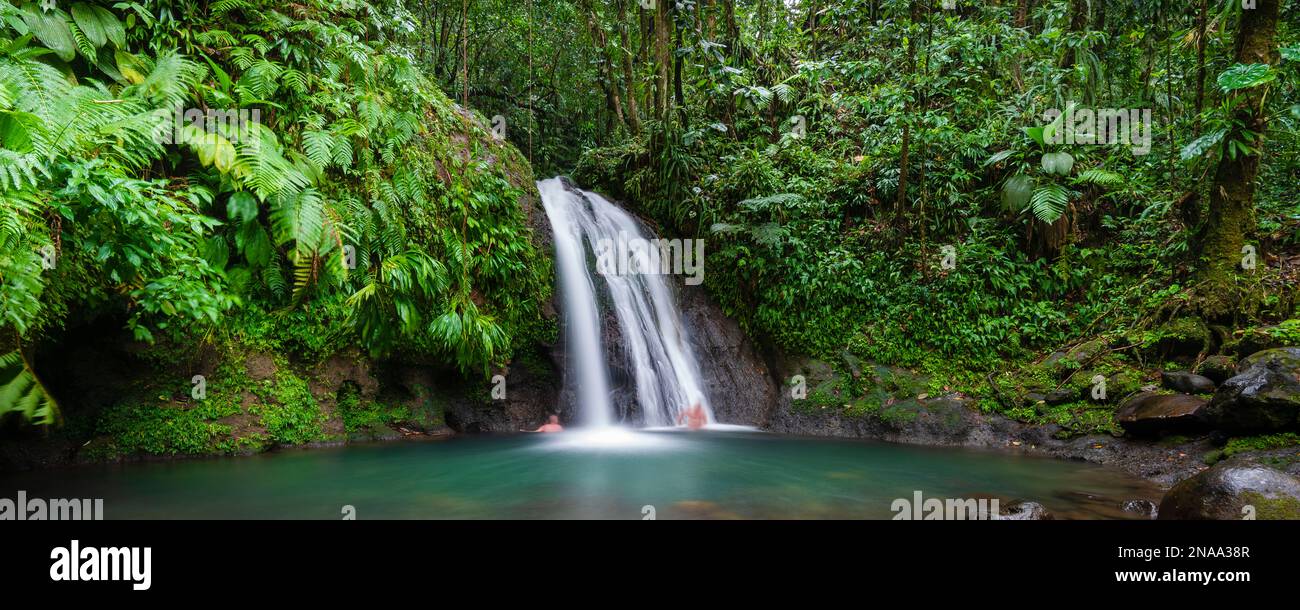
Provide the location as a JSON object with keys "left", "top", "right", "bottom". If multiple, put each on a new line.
{"left": 678, "top": 283, "right": 780, "bottom": 426}
{"left": 1114, "top": 392, "right": 1210, "bottom": 434}
{"left": 1161, "top": 371, "right": 1216, "bottom": 394}
{"left": 1158, "top": 464, "right": 1300, "bottom": 520}
{"left": 1200, "top": 348, "right": 1300, "bottom": 433}
{"left": 438, "top": 358, "right": 560, "bottom": 433}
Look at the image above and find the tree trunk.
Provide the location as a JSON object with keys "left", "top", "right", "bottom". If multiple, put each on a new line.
{"left": 654, "top": 0, "right": 673, "bottom": 122}
{"left": 724, "top": 0, "right": 738, "bottom": 60}
{"left": 1011, "top": 0, "right": 1031, "bottom": 91}
{"left": 580, "top": 0, "right": 627, "bottom": 135}
{"left": 618, "top": 0, "right": 642, "bottom": 135}
{"left": 1060, "top": 0, "right": 1089, "bottom": 71}
{"left": 1195, "top": 0, "right": 1280, "bottom": 321}
{"left": 1193, "top": 0, "right": 1209, "bottom": 123}
{"left": 896, "top": 1, "right": 920, "bottom": 214}
{"left": 674, "top": 7, "right": 688, "bottom": 127}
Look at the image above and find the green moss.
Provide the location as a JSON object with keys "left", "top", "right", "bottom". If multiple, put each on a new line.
{"left": 1223, "top": 433, "right": 1300, "bottom": 457}
{"left": 94, "top": 403, "right": 235, "bottom": 457}
{"left": 252, "top": 369, "right": 326, "bottom": 445}
{"left": 336, "top": 381, "right": 446, "bottom": 437}
{"left": 1240, "top": 492, "right": 1300, "bottom": 520}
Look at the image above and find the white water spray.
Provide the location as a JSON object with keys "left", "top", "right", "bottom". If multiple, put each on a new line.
{"left": 538, "top": 177, "right": 714, "bottom": 428}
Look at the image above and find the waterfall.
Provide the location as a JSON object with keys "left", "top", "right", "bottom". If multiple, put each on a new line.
{"left": 538, "top": 177, "right": 714, "bottom": 428}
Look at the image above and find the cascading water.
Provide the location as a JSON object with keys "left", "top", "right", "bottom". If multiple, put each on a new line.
{"left": 539, "top": 177, "right": 714, "bottom": 429}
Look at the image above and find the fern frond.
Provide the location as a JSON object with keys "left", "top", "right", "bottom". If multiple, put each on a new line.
{"left": 1028, "top": 184, "right": 1071, "bottom": 224}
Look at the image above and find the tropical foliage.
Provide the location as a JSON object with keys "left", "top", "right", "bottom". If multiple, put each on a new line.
{"left": 0, "top": 0, "right": 550, "bottom": 424}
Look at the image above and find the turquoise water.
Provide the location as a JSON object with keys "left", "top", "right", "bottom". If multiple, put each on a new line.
{"left": 0, "top": 430, "right": 1162, "bottom": 519}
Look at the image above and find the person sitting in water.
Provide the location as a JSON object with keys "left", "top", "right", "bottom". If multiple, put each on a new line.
{"left": 676, "top": 402, "right": 707, "bottom": 430}
{"left": 522, "top": 414, "right": 564, "bottom": 433}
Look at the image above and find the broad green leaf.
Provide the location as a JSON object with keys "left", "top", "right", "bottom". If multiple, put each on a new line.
{"left": 116, "top": 50, "right": 146, "bottom": 83}
{"left": 1002, "top": 174, "right": 1035, "bottom": 212}
{"left": 96, "top": 5, "right": 124, "bottom": 48}
{"left": 1023, "top": 126, "right": 1045, "bottom": 147}
{"left": 20, "top": 5, "right": 76, "bottom": 61}
{"left": 1281, "top": 45, "right": 1299, "bottom": 62}
{"left": 227, "top": 191, "right": 258, "bottom": 222}
{"left": 1041, "top": 151, "right": 1074, "bottom": 176}
{"left": 984, "top": 149, "right": 1014, "bottom": 166}
{"left": 1217, "top": 63, "right": 1276, "bottom": 92}
{"left": 1180, "top": 129, "right": 1226, "bottom": 160}
{"left": 71, "top": 3, "right": 107, "bottom": 47}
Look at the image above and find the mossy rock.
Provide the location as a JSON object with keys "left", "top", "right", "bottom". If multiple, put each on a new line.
{"left": 1224, "top": 326, "right": 1287, "bottom": 358}
{"left": 1158, "top": 464, "right": 1300, "bottom": 520}
{"left": 1147, "top": 317, "right": 1212, "bottom": 362}
{"left": 1195, "top": 355, "right": 1238, "bottom": 385}
{"left": 1064, "top": 339, "right": 1106, "bottom": 365}
{"left": 1201, "top": 348, "right": 1300, "bottom": 433}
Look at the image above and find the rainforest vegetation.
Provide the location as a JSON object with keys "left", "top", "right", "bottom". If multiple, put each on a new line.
{"left": 0, "top": 0, "right": 1296, "bottom": 452}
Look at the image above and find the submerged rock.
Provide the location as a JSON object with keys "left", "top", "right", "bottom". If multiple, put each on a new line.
{"left": 1161, "top": 371, "right": 1216, "bottom": 394}
{"left": 998, "top": 500, "right": 1054, "bottom": 520}
{"left": 1158, "top": 463, "right": 1300, "bottom": 520}
{"left": 1199, "top": 348, "right": 1300, "bottom": 432}
{"left": 1115, "top": 392, "right": 1209, "bottom": 434}
{"left": 1121, "top": 499, "right": 1158, "bottom": 519}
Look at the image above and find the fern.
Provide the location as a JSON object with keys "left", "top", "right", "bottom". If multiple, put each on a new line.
{"left": 1073, "top": 169, "right": 1125, "bottom": 188}
{"left": 1028, "top": 184, "right": 1071, "bottom": 224}
{"left": 0, "top": 349, "right": 59, "bottom": 425}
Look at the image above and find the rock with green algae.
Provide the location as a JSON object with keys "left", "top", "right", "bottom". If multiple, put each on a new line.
{"left": 1195, "top": 355, "right": 1237, "bottom": 385}
{"left": 1146, "top": 317, "right": 1212, "bottom": 361}
{"left": 1200, "top": 348, "right": 1300, "bottom": 432}
{"left": 1158, "top": 463, "right": 1300, "bottom": 520}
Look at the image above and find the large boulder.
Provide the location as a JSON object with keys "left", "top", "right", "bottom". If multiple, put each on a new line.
{"left": 1199, "top": 348, "right": 1300, "bottom": 432}
{"left": 1160, "top": 371, "right": 1215, "bottom": 394}
{"left": 1115, "top": 392, "right": 1210, "bottom": 434}
{"left": 1158, "top": 463, "right": 1300, "bottom": 520}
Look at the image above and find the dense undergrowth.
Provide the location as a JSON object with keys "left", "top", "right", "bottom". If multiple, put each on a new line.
{"left": 564, "top": 1, "right": 1298, "bottom": 435}
{"left": 0, "top": 0, "right": 551, "bottom": 444}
